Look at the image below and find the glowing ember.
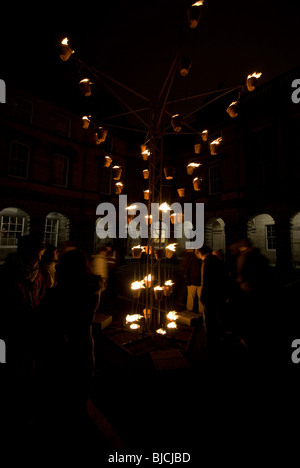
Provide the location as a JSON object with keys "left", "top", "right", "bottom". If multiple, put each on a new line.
{"left": 126, "top": 314, "right": 143, "bottom": 323}
{"left": 166, "top": 243, "right": 177, "bottom": 252}
{"left": 167, "top": 321, "right": 177, "bottom": 329}
{"left": 166, "top": 311, "right": 178, "bottom": 321}
{"left": 130, "top": 323, "right": 140, "bottom": 330}
{"left": 156, "top": 328, "right": 167, "bottom": 335}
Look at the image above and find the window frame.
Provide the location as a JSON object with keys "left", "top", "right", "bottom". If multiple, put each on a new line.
{"left": 52, "top": 153, "right": 69, "bottom": 188}
{"left": 8, "top": 140, "right": 30, "bottom": 180}
{"left": 265, "top": 224, "right": 276, "bottom": 251}
{"left": 0, "top": 215, "right": 25, "bottom": 247}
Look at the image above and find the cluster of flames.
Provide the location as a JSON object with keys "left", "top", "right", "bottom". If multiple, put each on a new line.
{"left": 125, "top": 309, "right": 179, "bottom": 334}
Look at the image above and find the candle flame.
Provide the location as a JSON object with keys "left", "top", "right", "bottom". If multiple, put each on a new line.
{"left": 192, "top": 1, "right": 204, "bottom": 6}
{"left": 154, "top": 285, "right": 163, "bottom": 291}
{"left": 61, "top": 37, "right": 69, "bottom": 45}
{"left": 130, "top": 323, "right": 140, "bottom": 330}
{"left": 156, "top": 328, "right": 167, "bottom": 335}
{"left": 187, "top": 162, "right": 201, "bottom": 168}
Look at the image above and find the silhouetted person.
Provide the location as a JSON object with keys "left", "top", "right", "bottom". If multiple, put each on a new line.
{"left": 40, "top": 244, "right": 59, "bottom": 289}
{"left": 38, "top": 249, "right": 103, "bottom": 420}
{"left": 196, "top": 245, "right": 226, "bottom": 347}
{"left": 185, "top": 249, "right": 203, "bottom": 314}
{"left": 0, "top": 235, "right": 46, "bottom": 421}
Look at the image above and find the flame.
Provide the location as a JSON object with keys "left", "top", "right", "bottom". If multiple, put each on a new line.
{"left": 156, "top": 328, "right": 167, "bottom": 335}
{"left": 131, "top": 281, "right": 145, "bottom": 290}
{"left": 113, "top": 165, "right": 121, "bottom": 169}
{"left": 132, "top": 245, "right": 143, "bottom": 249}
{"left": 167, "top": 321, "right": 178, "bottom": 329}
{"left": 164, "top": 280, "right": 174, "bottom": 287}
{"left": 126, "top": 314, "right": 143, "bottom": 323}
{"left": 166, "top": 243, "right": 177, "bottom": 252}
{"left": 105, "top": 155, "right": 112, "bottom": 161}
{"left": 130, "top": 323, "right": 140, "bottom": 330}
{"left": 211, "top": 137, "right": 222, "bottom": 145}
{"left": 61, "top": 37, "right": 69, "bottom": 46}
{"left": 79, "top": 78, "right": 90, "bottom": 84}
{"left": 154, "top": 285, "right": 163, "bottom": 291}
{"left": 115, "top": 182, "right": 123, "bottom": 187}
{"left": 247, "top": 72, "right": 262, "bottom": 80}
{"left": 159, "top": 202, "right": 171, "bottom": 212}
{"left": 201, "top": 129, "right": 208, "bottom": 135}
{"left": 187, "top": 162, "right": 201, "bottom": 168}
{"left": 144, "top": 274, "right": 152, "bottom": 284}
{"left": 192, "top": 1, "right": 204, "bottom": 6}
{"left": 229, "top": 101, "right": 238, "bottom": 107}
{"left": 166, "top": 311, "right": 178, "bottom": 321}
{"left": 82, "top": 115, "right": 90, "bottom": 121}
{"left": 193, "top": 177, "right": 201, "bottom": 182}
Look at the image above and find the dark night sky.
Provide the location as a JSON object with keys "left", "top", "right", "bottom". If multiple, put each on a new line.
{"left": 1, "top": 0, "right": 300, "bottom": 121}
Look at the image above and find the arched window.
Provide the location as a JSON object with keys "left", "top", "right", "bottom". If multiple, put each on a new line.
{"left": 204, "top": 217, "right": 226, "bottom": 253}
{"left": 0, "top": 207, "right": 30, "bottom": 261}
{"left": 44, "top": 212, "right": 70, "bottom": 247}
{"left": 247, "top": 213, "right": 276, "bottom": 266}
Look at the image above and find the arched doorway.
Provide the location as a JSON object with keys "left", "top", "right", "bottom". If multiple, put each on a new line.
{"left": 247, "top": 213, "right": 276, "bottom": 266}
{"left": 204, "top": 217, "right": 226, "bottom": 253}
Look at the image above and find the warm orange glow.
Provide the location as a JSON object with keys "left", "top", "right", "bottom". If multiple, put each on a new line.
{"left": 130, "top": 323, "right": 140, "bottom": 330}
{"left": 156, "top": 328, "right": 167, "bottom": 335}
{"left": 192, "top": 1, "right": 204, "bottom": 6}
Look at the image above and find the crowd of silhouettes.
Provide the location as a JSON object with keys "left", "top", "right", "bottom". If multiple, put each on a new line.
{"left": 0, "top": 234, "right": 282, "bottom": 428}
{"left": 0, "top": 235, "right": 115, "bottom": 426}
